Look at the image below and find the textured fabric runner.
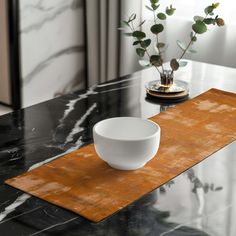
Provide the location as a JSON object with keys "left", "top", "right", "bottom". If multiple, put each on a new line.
{"left": 6, "top": 88, "right": 236, "bottom": 222}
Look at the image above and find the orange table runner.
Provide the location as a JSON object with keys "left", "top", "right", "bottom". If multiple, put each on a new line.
{"left": 6, "top": 88, "right": 236, "bottom": 222}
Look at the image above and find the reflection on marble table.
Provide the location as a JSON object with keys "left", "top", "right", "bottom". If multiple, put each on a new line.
{"left": 0, "top": 60, "right": 236, "bottom": 235}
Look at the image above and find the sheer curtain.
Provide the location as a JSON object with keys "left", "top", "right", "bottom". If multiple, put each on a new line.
{"left": 85, "top": 0, "right": 143, "bottom": 86}
{"left": 85, "top": 0, "right": 120, "bottom": 86}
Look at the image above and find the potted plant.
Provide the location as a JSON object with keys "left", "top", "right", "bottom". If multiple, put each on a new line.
{"left": 121, "top": 1, "right": 224, "bottom": 95}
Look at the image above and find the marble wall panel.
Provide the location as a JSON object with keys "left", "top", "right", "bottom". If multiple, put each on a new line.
{"left": 20, "top": 0, "right": 85, "bottom": 107}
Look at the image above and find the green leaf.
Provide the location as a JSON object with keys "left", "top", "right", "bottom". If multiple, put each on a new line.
{"left": 154, "top": 44, "right": 169, "bottom": 54}
{"left": 160, "top": 44, "right": 168, "bottom": 53}
{"left": 150, "top": 0, "right": 158, "bottom": 3}
{"left": 170, "top": 59, "right": 179, "bottom": 71}
{"left": 150, "top": 24, "right": 164, "bottom": 34}
{"left": 212, "top": 3, "right": 220, "bottom": 9}
{"left": 157, "top": 13, "right": 166, "bottom": 20}
{"left": 145, "top": 5, "right": 153, "bottom": 11}
{"left": 150, "top": 55, "right": 163, "bottom": 66}
{"left": 188, "top": 49, "right": 197, "bottom": 53}
{"left": 204, "top": 18, "right": 215, "bottom": 25}
{"left": 179, "top": 61, "right": 188, "bottom": 67}
{"left": 157, "top": 42, "right": 165, "bottom": 48}
{"left": 194, "top": 16, "right": 204, "bottom": 22}
{"left": 205, "top": 6, "right": 214, "bottom": 15}
{"left": 122, "top": 21, "right": 129, "bottom": 27}
{"left": 176, "top": 40, "right": 186, "bottom": 51}
{"left": 136, "top": 48, "right": 145, "bottom": 57}
{"left": 128, "top": 13, "right": 136, "bottom": 22}
{"left": 131, "top": 13, "right": 136, "bottom": 20}
{"left": 214, "top": 186, "right": 223, "bottom": 191}
{"left": 132, "top": 31, "right": 146, "bottom": 39}
{"left": 124, "top": 33, "right": 133, "bottom": 37}
{"left": 138, "top": 20, "right": 146, "bottom": 27}
{"left": 189, "top": 32, "right": 197, "bottom": 42}
{"left": 151, "top": 4, "right": 157, "bottom": 10}
{"left": 133, "top": 41, "right": 141, "bottom": 45}
{"left": 166, "top": 9, "right": 174, "bottom": 16}
{"left": 192, "top": 36, "right": 197, "bottom": 42}
{"left": 151, "top": 4, "right": 160, "bottom": 10}
{"left": 141, "top": 39, "right": 151, "bottom": 48}
{"left": 155, "top": 43, "right": 168, "bottom": 54}
{"left": 192, "top": 20, "right": 207, "bottom": 34}
{"left": 166, "top": 6, "right": 176, "bottom": 16}
{"left": 139, "top": 59, "right": 150, "bottom": 67}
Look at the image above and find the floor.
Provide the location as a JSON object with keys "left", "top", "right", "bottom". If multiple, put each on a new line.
{"left": 0, "top": 104, "right": 12, "bottom": 116}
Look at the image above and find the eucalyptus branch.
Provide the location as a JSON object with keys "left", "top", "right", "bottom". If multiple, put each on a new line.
{"left": 122, "top": 1, "right": 224, "bottom": 80}
{"left": 178, "top": 13, "right": 209, "bottom": 63}
{"left": 153, "top": 9, "right": 165, "bottom": 74}
{"left": 145, "top": 49, "right": 162, "bottom": 74}
{"left": 126, "top": 21, "right": 161, "bottom": 73}
{"left": 170, "top": 6, "right": 224, "bottom": 75}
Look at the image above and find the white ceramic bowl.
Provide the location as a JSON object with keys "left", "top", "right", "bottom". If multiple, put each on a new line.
{"left": 93, "top": 117, "right": 161, "bottom": 170}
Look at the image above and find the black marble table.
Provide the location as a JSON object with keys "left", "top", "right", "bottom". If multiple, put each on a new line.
{"left": 0, "top": 60, "right": 236, "bottom": 236}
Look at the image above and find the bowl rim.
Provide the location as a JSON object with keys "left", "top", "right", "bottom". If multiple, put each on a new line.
{"left": 93, "top": 117, "right": 160, "bottom": 142}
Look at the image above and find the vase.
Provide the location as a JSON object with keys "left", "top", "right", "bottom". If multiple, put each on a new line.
{"left": 145, "top": 69, "right": 189, "bottom": 101}
{"left": 160, "top": 70, "right": 173, "bottom": 88}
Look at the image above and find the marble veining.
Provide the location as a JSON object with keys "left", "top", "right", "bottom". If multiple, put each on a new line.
{"left": 20, "top": 0, "right": 83, "bottom": 34}
{"left": 1, "top": 61, "right": 236, "bottom": 235}
{"left": 0, "top": 194, "right": 31, "bottom": 221}
{"left": 20, "top": 0, "right": 85, "bottom": 107}
{"left": 66, "top": 103, "right": 97, "bottom": 143}
{"left": 30, "top": 216, "right": 79, "bottom": 236}
{"left": 0, "top": 98, "right": 97, "bottom": 222}
{"left": 24, "top": 45, "right": 84, "bottom": 84}
{"left": 0, "top": 205, "right": 42, "bottom": 224}
{"left": 59, "top": 85, "right": 97, "bottom": 125}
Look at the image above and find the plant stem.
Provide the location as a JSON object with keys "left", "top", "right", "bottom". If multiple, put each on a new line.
{"left": 128, "top": 20, "right": 162, "bottom": 75}
{"left": 170, "top": 13, "right": 209, "bottom": 75}
{"left": 128, "top": 22, "right": 134, "bottom": 32}
{"left": 153, "top": 10, "right": 165, "bottom": 74}
{"left": 145, "top": 49, "right": 162, "bottom": 74}
{"left": 131, "top": 21, "right": 135, "bottom": 31}
{"left": 178, "top": 33, "right": 196, "bottom": 62}
{"left": 170, "top": 36, "right": 195, "bottom": 76}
